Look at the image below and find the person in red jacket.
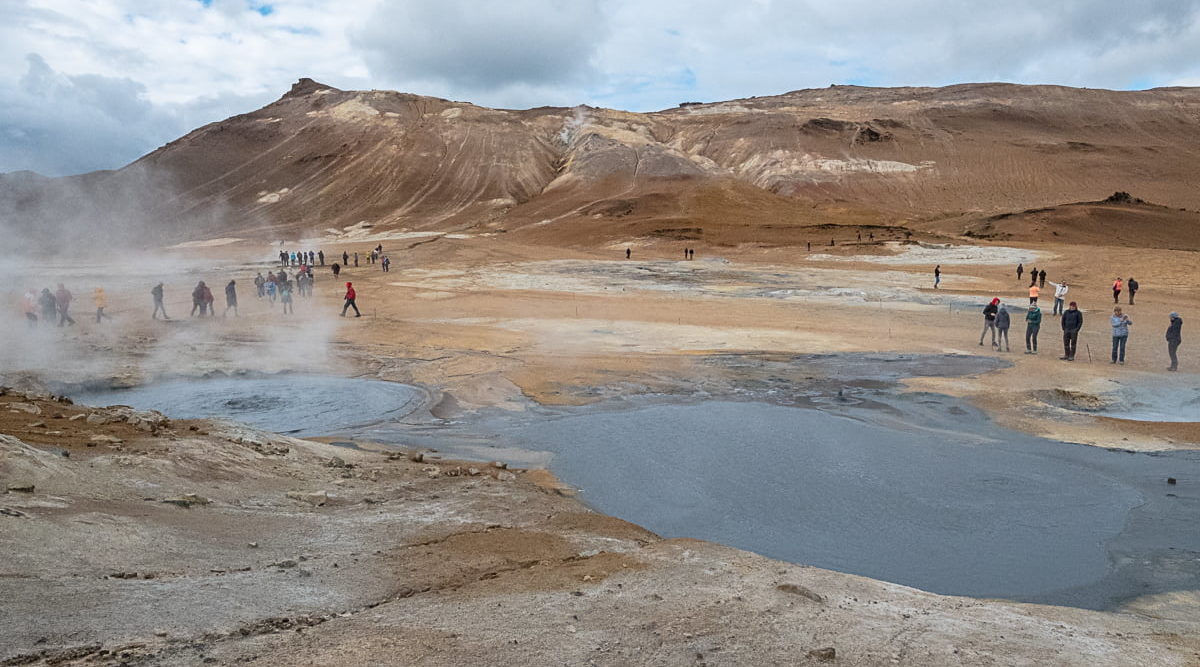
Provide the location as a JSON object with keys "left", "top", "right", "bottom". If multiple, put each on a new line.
{"left": 341, "top": 282, "right": 360, "bottom": 317}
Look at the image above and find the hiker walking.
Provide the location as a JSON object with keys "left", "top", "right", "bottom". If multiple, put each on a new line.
{"left": 341, "top": 282, "right": 361, "bottom": 317}
{"left": 995, "top": 304, "right": 1011, "bottom": 352}
{"left": 318, "top": 250, "right": 325, "bottom": 266}
{"left": 354, "top": 252, "right": 359, "bottom": 267}
{"left": 980, "top": 298, "right": 1000, "bottom": 347}
{"left": 1112, "top": 277, "right": 1123, "bottom": 304}
{"left": 1127, "top": 277, "right": 1139, "bottom": 305}
{"left": 625, "top": 248, "right": 631, "bottom": 259}
{"left": 93, "top": 288, "right": 112, "bottom": 323}
{"left": 1110, "top": 307, "right": 1132, "bottom": 365}
{"left": 1048, "top": 280, "right": 1068, "bottom": 316}
{"left": 1061, "top": 301, "right": 1083, "bottom": 361}
{"left": 254, "top": 272, "right": 265, "bottom": 298}
{"left": 224, "top": 280, "right": 238, "bottom": 317}
{"left": 280, "top": 280, "right": 294, "bottom": 315}
{"left": 22, "top": 289, "right": 38, "bottom": 328}
{"left": 1038, "top": 269, "right": 1046, "bottom": 288}
{"left": 152, "top": 282, "right": 169, "bottom": 319}
{"left": 933, "top": 265, "right": 941, "bottom": 289}
{"left": 342, "top": 251, "right": 349, "bottom": 266}
{"left": 1017, "top": 263, "right": 1024, "bottom": 281}
{"left": 1025, "top": 304, "right": 1042, "bottom": 354}
{"left": 1166, "top": 312, "right": 1183, "bottom": 371}
{"left": 332, "top": 262, "right": 341, "bottom": 278}
{"left": 382, "top": 256, "right": 390, "bottom": 272}
{"left": 55, "top": 284, "right": 76, "bottom": 326}
{"left": 1028, "top": 283, "right": 1039, "bottom": 305}
{"left": 38, "top": 288, "right": 56, "bottom": 326}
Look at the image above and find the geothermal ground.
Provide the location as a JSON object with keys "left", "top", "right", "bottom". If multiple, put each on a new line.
{"left": 4, "top": 232, "right": 1200, "bottom": 665}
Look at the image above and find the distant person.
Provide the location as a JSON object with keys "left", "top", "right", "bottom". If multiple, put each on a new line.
{"left": 1029, "top": 267, "right": 1037, "bottom": 284}
{"left": 807, "top": 242, "right": 811, "bottom": 252}
{"left": 1110, "top": 306, "right": 1131, "bottom": 365}
{"left": 1028, "top": 283, "right": 1039, "bottom": 305}
{"left": 830, "top": 238, "right": 835, "bottom": 246}
{"left": 1166, "top": 312, "right": 1183, "bottom": 371}
{"left": 341, "top": 282, "right": 360, "bottom": 317}
{"left": 684, "top": 248, "right": 689, "bottom": 260}
{"left": 382, "top": 255, "right": 390, "bottom": 272}
{"left": 1061, "top": 301, "right": 1083, "bottom": 361}
{"left": 318, "top": 250, "right": 325, "bottom": 266}
{"left": 191, "top": 281, "right": 206, "bottom": 317}
{"left": 354, "top": 252, "right": 359, "bottom": 267}
{"left": 690, "top": 249, "right": 696, "bottom": 259}
{"left": 625, "top": 248, "right": 631, "bottom": 259}
{"left": 1112, "top": 277, "right": 1123, "bottom": 304}
{"left": 22, "top": 289, "right": 38, "bottom": 327}
{"left": 933, "top": 265, "right": 941, "bottom": 289}
{"left": 152, "top": 282, "right": 169, "bottom": 320}
{"left": 857, "top": 232, "right": 862, "bottom": 241}
{"left": 1127, "top": 277, "right": 1138, "bottom": 305}
{"left": 868, "top": 232, "right": 874, "bottom": 241}
{"left": 280, "top": 280, "right": 294, "bottom": 315}
{"left": 201, "top": 282, "right": 214, "bottom": 316}
{"left": 332, "top": 262, "right": 341, "bottom": 278}
{"left": 254, "top": 272, "right": 265, "bottom": 298}
{"left": 278, "top": 269, "right": 288, "bottom": 284}
{"left": 995, "top": 304, "right": 1011, "bottom": 352}
{"left": 266, "top": 278, "right": 277, "bottom": 304}
{"left": 1038, "top": 269, "right": 1046, "bottom": 288}
{"left": 93, "top": 288, "right": 111, "bottom": 323}
{"left": 224, "top": 280, "right": 238, "bottom": 317}
{"left": 343, "top": 251, "right": 350, "bottom": 265}
{"left": 1017, "top": 263, "right": 1024, "bottom": 281}
{"left": 54, "top": 284, "right": 76, "bottom": 327}
{"left": 1025, "top": 303, "right": 1041, "bottom": 354}
{"left": 279, "top": 250, "right": 288, "bottom": 267}
{"left": 39, "top": 288, "right": 56, "bottom": 325}
{"left": 980, "top": 297, "right": 1000, "bottom": 347}
{"left": 1048, "top": 279, "right": 1068, "bottom": 316}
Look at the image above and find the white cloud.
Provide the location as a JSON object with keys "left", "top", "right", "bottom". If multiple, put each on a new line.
{"left": 2, "top": 0, "right": 1199, "bottom": 175}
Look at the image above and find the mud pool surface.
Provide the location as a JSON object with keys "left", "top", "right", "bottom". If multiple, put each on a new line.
{"left": 73, "top": 375, "right": 428, "bottom": 436}
{"left": 73, "top": 369, "right": 1200, "bottom": 611}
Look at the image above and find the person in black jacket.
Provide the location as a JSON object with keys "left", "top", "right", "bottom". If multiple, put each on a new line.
{"left": 1167, "top": 312, "right": 1183, "bottom": 371}
{"left": 1128, "top": 277, "right": 1139, "bottom": 305}
{"left": 980, "top": 297, "right": 1000, "bottom": 347}
{"left": 1061, "top": 301, "right": 1083, "bottom": 361}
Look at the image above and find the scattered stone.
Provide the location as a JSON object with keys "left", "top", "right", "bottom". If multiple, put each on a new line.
{"left": 807, "top": 647, "right": 836, "bottom": 662}
{"left": 467, "top": 467, "right": 482, "bottom": 476}
{"left": 422, "top": 466, "right": 441, "bottom": 479}
{"left": 286, "top": 490, "right": 329, "bottom": 506}
{"left": 154, "top": 629, "right": 168, "bottom": 637}
{"left": 497, "top": 471, "right": 517, "bottom": 482}
{"left": 6, "top": 482, "right": 35, "bottom": 493}
{"left": 29, "top": 421, "right": 46, "bottom": 428}
{"left": 248, "top": 542, "right": 259, "bottom": 548}
{"left": 11, "top": 402, "right": 42, "bottom": 415}
{"left": 326, "top": 456, "right": 347, "bottom": 468}
{"left": 91, "top": 434, "right": 124, "bottom": 445}
{"left": 408, "top": 451, "right": 424, "bottom": 463}
{"left": 491, "top": 461, "right": 507, "bottom": 469}
{"left": 270, "top": 559, "right": 299, "bottom": 569}
{"left": 1168, "top": 477, "right": 1177, "bottom": 485}
{"left": 1, "top": 507, "right": 29, "bottom": 518}
{"left": 68, "top": 414, "right": 87, "bottom": 421}
{"left": 161, "top": 494, "right": 210, "bottom": 508}
{"left": 777, "top": 583, "right": 823, "bottom": 603}
{"left": 86, "top": 413, "right": 115, "bottom": 425}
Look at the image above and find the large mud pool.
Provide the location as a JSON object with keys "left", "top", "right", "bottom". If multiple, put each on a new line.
{"left": 73, "top": 369, "right": 1200, "bottom": 611}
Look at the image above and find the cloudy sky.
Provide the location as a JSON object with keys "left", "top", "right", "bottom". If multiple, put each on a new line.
{"left": 3, "top": 0, "right": 1199, "bottom": 176}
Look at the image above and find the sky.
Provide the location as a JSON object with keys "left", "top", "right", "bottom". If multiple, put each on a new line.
{"left": 3, "top": 0, "right": 1199, "bottom": 176}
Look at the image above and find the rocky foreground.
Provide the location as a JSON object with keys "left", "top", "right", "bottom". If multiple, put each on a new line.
{"left": 2, "top": 387, "right": 1198, "bottom": 666}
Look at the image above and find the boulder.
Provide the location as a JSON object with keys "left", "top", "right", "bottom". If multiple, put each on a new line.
{"left": 286, "top": 490, "right": 329, "bottom": 506}
{"left": 161, "top": 494, "right": 210, "bottom": 508}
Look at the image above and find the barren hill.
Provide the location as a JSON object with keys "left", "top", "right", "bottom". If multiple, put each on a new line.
{"left": 4, "top": 79, "right": 1200, "bottom": 251}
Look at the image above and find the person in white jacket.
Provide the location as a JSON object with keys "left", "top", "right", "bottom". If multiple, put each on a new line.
{"left": 1048, "top": 280, "right": 1069, "bottom": 316}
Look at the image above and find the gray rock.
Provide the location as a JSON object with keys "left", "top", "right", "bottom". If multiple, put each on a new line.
{"left": 807, "top": 647, "right": 836, "bottom": 662}
{"left": 10, "top": 403, "right": 41, "bottom": 415}
{"left": 286, "top": 490, "right": 329, "bottom": 506}
{"left": 777, "top": 583, "right": 823, "bottom": 603}
{"left": 6, "top": 482, "right": 35, "bottom": 493}
{"left": 161, "top": 494, "right": 210, "bottom": 508}
{"left": 497, "top": 471, "right": 518, "bottom": 482}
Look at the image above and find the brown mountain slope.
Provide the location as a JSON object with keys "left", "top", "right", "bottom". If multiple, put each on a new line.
{"left": 3, "top": 79, "right": 1200, "bottom": 251}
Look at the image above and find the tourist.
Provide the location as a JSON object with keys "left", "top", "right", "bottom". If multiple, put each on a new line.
{"left": 55, "top": 284, "right": 75, "bottom": 327}
{"left": 1028, "top": 282, "right": 1039, "bottom": 305}
{"left": 1110, "top": 307, "right": 1132, "bottom": 365}
{"left": 625, "top": 248, "right": 631, "bottom": 259}
{"left": 22, "top": 289, "right": 38, "bottom": 328}
{"left": 224, "top": 280, "right": 238, "bottom": 317}
{"left": 93, "top": 288, "right": 111, "bottom": 323}
{"left": 980, "top": 297, "right": 1000, "bottom": 347}
{"left": 332, "top": 262, "right": 341, "bottom": 278}
{"left": 201, "top": 281, "right": 214, "bottom": 316}
{"left": 318, "top": 250, "right": 325, "bottom": 266}
{"left": 38, "top": 288, "right": 56, "bottom": 326}
{"left": 1029, "top": 266, "right": 1037, "bottom": 284}
{"left": 192, "top": 282, "right": 206, "bottom": 317}
{"left": 1025, "top": 303, "right": 1041, "bottom": 354}
{"left": 1128, "top": 277, "right": 1139, "bottom": 305}
{"left": 342, "top": 251, "right": 349, "bottom": 265}
{"left": 1048, "top": 279, "right": 1068, "bottom": 316}
{"left": 382, "top": 255, "right": 390, "bottom": 272}
{"left": 934, "top": 264, "right": 941, "bottom": 289}
{"left": 152, "top": 282, "right": 169, "bottom": 320}
{"left": 995, "top": 304, "right": 1011, "bottom": 352}
{"left": 1167, "top": 312, "right": 1183, "bottom": 371}
{"left": 1038, "top": 269, "right": 1046, "bottom": 288}
{"left": 280, "top": 280, "right": 294, "bottom": 315}
{"left": 1061, "top": 301, "right": 1083, "bottom": 361}
{"left": 266, "top": 278, "right": 277, "bottom": 304}
{"left": 353, "top": 252, "right": 359, "bottom": 267}
{"left": 341, "top": 281, "right": 361, "bottom": 317}
{"left": 254, "top": 272, "right": 265, "bottom": 298}
{"left": 1112, "top": 277, "right": 1123, "bottom": 304}
{"left": 1017, "top": 263, "right": 1023, "bottom": 281}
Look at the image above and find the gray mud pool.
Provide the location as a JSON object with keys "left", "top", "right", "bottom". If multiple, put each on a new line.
{"left": 73, "top": 375, "right": 427, "bottom": 437}
{"left": 74, "top": 369, "right": 1200, "bottom": 611}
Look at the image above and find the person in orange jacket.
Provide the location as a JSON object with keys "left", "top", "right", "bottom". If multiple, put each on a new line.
{"left": 1028, "top": 283, "right": 1040, "bottom": 305}
{"left": 341, "top": 282, "right": 360, "bottom": 317}
{"left": 1112, "top": 277, "right": 1123, "bottom": 304}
